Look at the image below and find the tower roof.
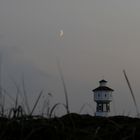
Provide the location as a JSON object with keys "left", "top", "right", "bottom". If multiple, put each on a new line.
{"left": 92, "top": 86, "right": 114, "bottom": 92}
{"left": 99, "top": 79, "right": 107, "bottom": 83}
{"left": 93, "top": 79, "right": 114, "bottom": 92}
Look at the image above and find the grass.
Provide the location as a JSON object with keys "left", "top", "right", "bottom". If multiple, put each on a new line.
{"left": 57, "top": 60, "right": 70, "bottom": 114}
{"left": 0, "top": 71, "right": 139, "bottom": 139}
{"left": 0, "top": 85, "right": 139, "bottom": 140}
{"left": 0, "top": 113, "right": 140, "bottom": 140}
{"left": 123, "top": 70, "right": 140, "bottom": 117}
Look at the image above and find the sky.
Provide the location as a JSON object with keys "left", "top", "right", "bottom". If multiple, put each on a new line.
{"left": 0, "top": 0, "right": 140, "bottom": 116}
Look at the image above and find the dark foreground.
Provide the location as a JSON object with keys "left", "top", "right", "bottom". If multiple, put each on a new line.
{"left": 0, "top": 113, "right": 140, "bottom": 140}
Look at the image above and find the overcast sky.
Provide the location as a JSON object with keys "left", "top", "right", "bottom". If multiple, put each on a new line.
{"left": 0, "top": 0, "right": 140, "bottom": 116}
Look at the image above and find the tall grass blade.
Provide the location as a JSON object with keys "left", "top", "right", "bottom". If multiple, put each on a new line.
{"left": 0, "top": 54, "right": 3, "bottom": 110}
{"left": 15, "top": 92, "right": 19, "bottom": 110}
{"left": 49, "top": 103, "right": 67, "bottom": 118}
{"left": 22, "top": 75, "right": 31, "bottom": 114}
{"left": 123, "top": 70, "right": 139, "bottom": 117}
{"left": 9, "top": 78, "right": 21, "bottom": 109}
{"left": 49, "top": 103, "right": 61, "bottom": 118}
{"left": 30, "top": 90, "right": 43, "bottom": 116}
{"left": 57, "top": 60, "right": 70, "bottom": 114}
{"left": 41, "top": 93, "right": 52, "bottom": 117}
{"left": 9, "top": 76, "right": 24, "bottom": 103}
{"left": 41, "top": 98, "right": 48, "bottom": 116}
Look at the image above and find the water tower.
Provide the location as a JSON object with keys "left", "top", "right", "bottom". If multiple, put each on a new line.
{"left": 92, "top": 80, "right": 114, "bottom": 117}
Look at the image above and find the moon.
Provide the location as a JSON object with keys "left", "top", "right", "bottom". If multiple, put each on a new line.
{"left": 60, "top": 30, "right": 63, "bottom": 37}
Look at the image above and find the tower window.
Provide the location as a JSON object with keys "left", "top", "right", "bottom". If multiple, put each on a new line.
{"left": 106, "top": 104, "right": 110, "bottom": 111}
{"left": 97, "top": 104, "right": 103, "bottom": 111}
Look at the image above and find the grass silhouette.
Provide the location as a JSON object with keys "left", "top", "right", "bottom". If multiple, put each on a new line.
{"left": 0, "top": 73, "right": 139, "bottom": 139}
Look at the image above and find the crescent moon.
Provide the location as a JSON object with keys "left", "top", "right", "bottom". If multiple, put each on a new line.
{"left": 60, "top": 30, "right": 64, "bottom": 38}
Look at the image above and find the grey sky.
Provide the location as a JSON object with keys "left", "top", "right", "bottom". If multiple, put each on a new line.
{"left": 0, "top": 0, "right": 140, "bottom": 116}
